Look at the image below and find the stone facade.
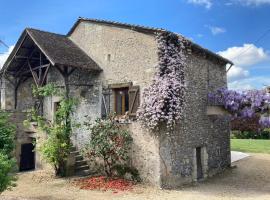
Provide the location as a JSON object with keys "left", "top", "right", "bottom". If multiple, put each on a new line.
{"left": 1, "top": 19, "right": 231, "bottom": 188}
{"left": 159, "top": 54, "right": 231, "bottom": 188}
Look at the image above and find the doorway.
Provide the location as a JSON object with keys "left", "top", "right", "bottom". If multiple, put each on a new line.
{"left": 196, "top": 147, "right": 203, "bottom": 180}
{"left": 20, "top": 143, "right": 35, "bottom": 171}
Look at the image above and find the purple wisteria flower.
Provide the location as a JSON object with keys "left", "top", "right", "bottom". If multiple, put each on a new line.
{"left": 209, "top": 88, "right": 270, "bottom": 128}
{"left": 137, "top": 32, "right": 187, "bottom": 131}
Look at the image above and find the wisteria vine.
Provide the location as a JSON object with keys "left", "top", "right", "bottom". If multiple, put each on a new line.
{"left": 208, "top": 88, "right": 270, "bottom": 128}
{"left": 137, "top": 32, "right": 187, "bottom": 132}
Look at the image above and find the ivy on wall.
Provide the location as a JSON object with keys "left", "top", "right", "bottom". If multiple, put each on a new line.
{"left": 137, "top": 32, "right": 187, "bottom": 132}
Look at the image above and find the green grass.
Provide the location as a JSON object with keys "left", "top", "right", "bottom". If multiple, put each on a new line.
{"left": 231, "top": 139, "right": 270, "bottom": 154}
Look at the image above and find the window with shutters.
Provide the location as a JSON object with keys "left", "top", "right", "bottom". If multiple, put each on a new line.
{"left": 101, "top": 84, "right": 140, "bottom": 119}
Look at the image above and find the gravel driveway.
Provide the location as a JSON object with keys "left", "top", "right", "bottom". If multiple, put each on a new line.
{"left": 1, "top": 153, "right": 270, "bottom": 200}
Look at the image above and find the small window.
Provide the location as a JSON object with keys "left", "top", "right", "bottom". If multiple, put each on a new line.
{"left": 107, "top": 54, "right": 111, "bottom": 62}
{"left": 53, "top": 101, "right": 61, "bottom": 121}
{"left": 54, "top": 101, "right": 61, "bottom": 113}
{"left": 114, "top": 88, "right": 129, "bottom": 116}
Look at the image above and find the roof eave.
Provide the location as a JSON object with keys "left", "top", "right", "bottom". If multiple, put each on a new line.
{"left": 190, "top": 42, "right": 233, "bottom": 65}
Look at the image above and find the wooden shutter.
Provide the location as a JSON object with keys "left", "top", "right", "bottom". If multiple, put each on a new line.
{"left": 128, "top": 86, "right": 140, "bottom": 118}
{"left": 101, "top": 88, "right": 111, "bottom": 119}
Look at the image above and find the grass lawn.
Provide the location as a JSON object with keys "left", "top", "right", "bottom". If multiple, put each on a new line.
{"left": 231, "top": 139, "right": 270, "bottom": 154}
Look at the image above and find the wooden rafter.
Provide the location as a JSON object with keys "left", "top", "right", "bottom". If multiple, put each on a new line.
{"left": 28, "top": 61, "right": 50, "bottom": 87}
{"left": 39, "top": 64, "right": 50, "bottom": 86}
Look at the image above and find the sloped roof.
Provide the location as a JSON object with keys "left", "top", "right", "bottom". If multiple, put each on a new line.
{"left": 68, "top": 17, "right": 233, "bottom": 65}
{"left": 3, "top": 28, "right": 101, "bottom": 73}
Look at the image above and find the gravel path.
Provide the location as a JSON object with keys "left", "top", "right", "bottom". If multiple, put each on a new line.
{"left": 1, "top": 153, "right": 270, "bottom": 200}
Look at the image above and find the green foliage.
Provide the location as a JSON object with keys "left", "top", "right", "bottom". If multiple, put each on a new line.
{"left": 83, "top": 115, "right": 133, "bottom": 177}
{"left": 0, "top": 111, "right": 16, "bottom": 193}
{"left": 37, "top": 98, "right": 76, "bottom": 176}
{"left": 231, "top": 130, "right": 270, "bottom": 139}
{"left": 0, "top": 153, "right": 17, "bottom": 194}
{"left": 32, "top": 83, "right": 58, "bottom": 98}
{"left": 0, "top": 112, "right": 16, "bottom": 155}
{"left": 26, "top": 84, "right": 77, "bottom": 177}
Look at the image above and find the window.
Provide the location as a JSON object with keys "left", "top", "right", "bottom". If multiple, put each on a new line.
{"left": 101, "top": 84, "right": 140, "bottom": 119}
{"left": 52, "top": 101, "right": 61, "bottom": 122}
{"left": 114, "top": 88, "right": 129, "bottom": 116}
{"left": 53, "top": 101, "right": 61, "bottom": 113}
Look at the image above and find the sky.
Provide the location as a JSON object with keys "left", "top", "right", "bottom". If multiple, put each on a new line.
{"left": 0, "top": 0, "right": 270, "bottom": 90}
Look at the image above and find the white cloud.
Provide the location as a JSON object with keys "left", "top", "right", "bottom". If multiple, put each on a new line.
{"left": 227, "top": 65, "right": 249, "bottom": 81}
{"left": 0, "top": 45, "right": 14, "bottom": 69}
{"left": 235, "top": 0, "right": 270, "bottom": 6}
{"left": 207, "top": 26, "right": 226, "bottom": 35}
{"left": 187, "top": 0, "right": 212, "bottom": 9}
{"left": 218, "top": 44, "right": 269, "bottom": 67}
{"left": 218, "top": 44, "right": 270, "bottom": 89}
{"left": 228, "top": 76, "right": 270, "bottom": 91}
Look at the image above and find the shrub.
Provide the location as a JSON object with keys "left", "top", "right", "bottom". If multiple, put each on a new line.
{"left": 0, "top": 152, "right": 16, "bottom": 194}
{"left": 0, "top": 112, "right": 16, "bottom": 155}
{"left": 83, "top": 116, "right": 133, "bottom": 177}
{"left": 0, "top": 111, "right": 16, "bottom": 193}
{"left": 231, "top": 130, "right": 270, "bottom": 139}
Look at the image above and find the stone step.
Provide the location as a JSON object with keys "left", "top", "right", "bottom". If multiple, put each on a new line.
{"left": 75, "top": 160, "right": 87, "bottom": 167}
{"left": 75, "top": 165, "right": 89, "bottom": 171}
{"left": 75, "top": 155, "right": 84, "bottom": 161}
{"left": 70, "top": 151, "right": 80, "bottom": 156}
{"left": 75, "top": 169, "right": 91, "bottom": 177}
{"left": 70, "top": 146, "right": 77, "bottom": 152}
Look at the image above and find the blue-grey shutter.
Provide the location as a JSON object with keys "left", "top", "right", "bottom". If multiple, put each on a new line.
{"left": 101, "top": 88, "right": 112, "bottom": 119}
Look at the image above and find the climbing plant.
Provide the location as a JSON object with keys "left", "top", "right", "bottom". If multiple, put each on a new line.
{"left": 209, "top": 88, "right": 270, "bottom": 130}
{"left": 26, "top": 84, "right": 77, "bottom": 176}
{"left": 137, "top": 32, "right": 187, "bottom": 132}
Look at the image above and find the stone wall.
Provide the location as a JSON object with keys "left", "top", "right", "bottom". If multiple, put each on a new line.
{"left": 1, "top": 77, "right": 15, "bottom": 110}
{"left": 159, "top": 53, "right": 230, "bottom": 188}
{"left": 16, "top": 77, "right": 35, "bottom": 111}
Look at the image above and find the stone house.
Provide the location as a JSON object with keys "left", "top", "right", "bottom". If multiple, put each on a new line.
{"left": 0, "top": 17, "right": 233, "bottom": 188}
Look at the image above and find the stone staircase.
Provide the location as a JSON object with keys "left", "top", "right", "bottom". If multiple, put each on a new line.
{"left": 70, "top": 147, "right": 91, "bottom": 176}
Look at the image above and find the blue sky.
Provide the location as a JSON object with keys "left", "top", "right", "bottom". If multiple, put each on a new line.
{"left": 0, "top": 0, "right": 270, "bottom": 90}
